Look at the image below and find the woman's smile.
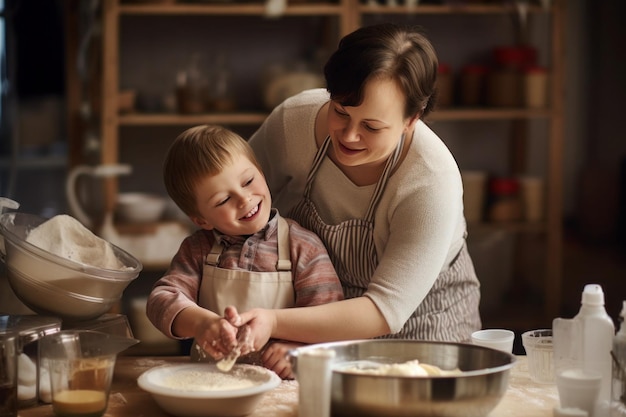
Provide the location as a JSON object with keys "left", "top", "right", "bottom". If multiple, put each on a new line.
{"left": 338, "top": 141, "right": 364, "bottom": 156}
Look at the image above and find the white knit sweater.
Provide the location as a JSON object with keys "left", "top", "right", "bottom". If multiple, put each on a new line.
{"left": 249, "top": 88, "right": 467, "bottom": 333}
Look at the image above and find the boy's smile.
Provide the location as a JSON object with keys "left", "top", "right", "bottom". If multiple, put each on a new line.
{"left": 240, "top": 202, "right": 261, "bottom": 221}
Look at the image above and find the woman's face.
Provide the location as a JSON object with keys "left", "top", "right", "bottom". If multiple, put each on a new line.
{"left": 327, "top": 77, "right": 415, "bottom": 170}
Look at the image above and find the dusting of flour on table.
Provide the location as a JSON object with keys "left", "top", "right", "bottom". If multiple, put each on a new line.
{"left": 26, "top": 214, "right": 126, "bottom": 270}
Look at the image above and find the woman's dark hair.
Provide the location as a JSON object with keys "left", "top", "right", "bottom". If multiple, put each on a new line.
{"left": 324, "top": 23, "right": 438, "bottom": 118}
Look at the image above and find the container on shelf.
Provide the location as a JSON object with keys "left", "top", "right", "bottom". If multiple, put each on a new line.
{"left": 211, "top": 52, "right": 237, "bottom": 113}
{"left": 523, "top": 66, "right": 549, "bottom": 109}
{"left": 486, "top": 46, "right": 536, "bottom": 107}
{"left": 518, "top": 176, "right": 545, "bottom": 222}
{"left": 461, "top": 170, "right": 487, "bottom": 223}
{"left": 176, "top": 54, "right": 211, "bottom": 114}
{"left": 459, "top": 64, "right": 488, "bottom": 107}
{"left": 435, "top": 63, "right": 454, "bottom": 108}
{"left": 487, "top": 177, "right": 523, "bottom": 222}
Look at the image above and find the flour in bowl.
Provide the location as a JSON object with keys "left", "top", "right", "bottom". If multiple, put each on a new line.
{"left": 25, "top": 215, "right": 126, "bottom": 270}
{"left": 160, "top": 368, "right": 262, "bottom": 391}
{"left": 339, "top": 360, "right": 462, "bottom": 377}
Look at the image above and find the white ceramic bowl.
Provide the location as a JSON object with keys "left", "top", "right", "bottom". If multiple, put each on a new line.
{"left": 137, "top": 363, "right": 281, "bottom": 417}
{"left": 116, "top": 192, "right": 166, "bottom": 223}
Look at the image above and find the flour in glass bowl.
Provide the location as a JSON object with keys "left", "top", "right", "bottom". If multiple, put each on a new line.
{"left": 25, "top": 215, "right": 126, "bottom": 270}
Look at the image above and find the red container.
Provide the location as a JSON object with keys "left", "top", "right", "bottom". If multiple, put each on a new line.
{"left": 488, "top": 177, "right": 522, "bottom": 222}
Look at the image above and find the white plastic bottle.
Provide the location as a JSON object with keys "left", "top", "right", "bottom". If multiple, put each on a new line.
{"left": 575, "top": 284, "right": 616, "bottom": 417}
{"left": 611, "top": 301, "right": 626, "bottom": 416}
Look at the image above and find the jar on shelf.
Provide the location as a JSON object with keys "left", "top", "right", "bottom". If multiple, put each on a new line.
{"left": 486, "top": 46, "right": 536, "bottom": 108}
{"left": 176, "top": 53, "right": 210, "bottom": 114}
{"left": 487, "top": 177, "right": 523, "bottom": 222}
{"left": 211, "top": 52, "right": 237, "bottom": 113}
{"left": 523, "top": 66, "right": 549, "bottom": 109}
{"left": 459, "top": 64, "right": 488, "bottom": 107}
{"left": 435, "top": 63, "right": 454, "bottom": 108}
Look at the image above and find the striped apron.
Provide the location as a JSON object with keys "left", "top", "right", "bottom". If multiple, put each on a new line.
{"left": 289, "top": 136, "right": 481, "bottom": 342}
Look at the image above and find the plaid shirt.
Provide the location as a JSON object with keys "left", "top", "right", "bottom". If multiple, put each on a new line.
{"left": 147, "top": 211, "right": 344, "bottom": 338}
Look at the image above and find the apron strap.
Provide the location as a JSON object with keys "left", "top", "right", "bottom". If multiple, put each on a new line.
{"left": 205, "top": 233, "right": 222, "bottom": 266}
{"left": 276, "top": 216, "right": 292, "bottom": 271}
{"left": 364, "top": 133, "right": 405, "bottom": 221}
{"left": 204, "top": 219, "right": 292, "bottom": 271}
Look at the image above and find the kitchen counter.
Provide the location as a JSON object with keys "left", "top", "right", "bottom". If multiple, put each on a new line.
{"left": 19, "top": 355, "right": 559, "bottom": 417}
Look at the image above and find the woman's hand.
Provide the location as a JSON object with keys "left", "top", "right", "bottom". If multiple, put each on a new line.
{"left": 224, "top": 306, "right": 275, "bottom": 354}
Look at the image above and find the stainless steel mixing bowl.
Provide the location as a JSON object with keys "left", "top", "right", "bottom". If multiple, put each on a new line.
{"left": 292, "top": 339, "right": 516, "bottom": 417}
{"left": 0, "top": 212, "right": 142, "bottom": 320}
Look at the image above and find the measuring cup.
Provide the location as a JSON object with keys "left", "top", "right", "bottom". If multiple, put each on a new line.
{"left": 40, "top": 330, "right": 138, "bottom": 417}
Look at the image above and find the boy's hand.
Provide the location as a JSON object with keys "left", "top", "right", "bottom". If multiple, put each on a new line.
{"left": 262, "top": 341, "right": 303, "bottom": 380}
{"left": 195, "top": 315, "right": 238, "bottom": 360}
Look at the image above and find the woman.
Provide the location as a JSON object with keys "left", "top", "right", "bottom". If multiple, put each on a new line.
{"left": 227, "top": 22, "right": 481, "bottom": 356}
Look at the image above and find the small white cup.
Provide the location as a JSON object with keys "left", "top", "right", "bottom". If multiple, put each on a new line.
{"left": 471, "top": 329, "right": 515, "bottom": 353}
{"left": 556, "top": 368, "right": 602, "bottom": 416}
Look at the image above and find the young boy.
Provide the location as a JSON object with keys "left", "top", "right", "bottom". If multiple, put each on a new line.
{"left": 146, "top": 125, "right": 343, "bottom": 379}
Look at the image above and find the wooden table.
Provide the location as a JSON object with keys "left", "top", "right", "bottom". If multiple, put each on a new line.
{"left": 19, "top": 355, "right": 559, "bottom": 417}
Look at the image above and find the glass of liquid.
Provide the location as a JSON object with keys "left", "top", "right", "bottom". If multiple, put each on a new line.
{"left": 40, "top": 330, "right": 137, "bottom": 417}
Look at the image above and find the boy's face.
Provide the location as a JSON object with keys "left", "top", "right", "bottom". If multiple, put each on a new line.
{"left": 191, "top": 156, "right": 272, "bottom": 236}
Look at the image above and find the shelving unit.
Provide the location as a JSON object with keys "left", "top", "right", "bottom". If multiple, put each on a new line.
{"left": 67, "top": 0, "right": 566, "bottom": 328}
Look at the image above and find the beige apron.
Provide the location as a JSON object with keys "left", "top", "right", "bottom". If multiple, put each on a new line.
{"left": 191, "top": 216, "right": 295, "bottom": 361}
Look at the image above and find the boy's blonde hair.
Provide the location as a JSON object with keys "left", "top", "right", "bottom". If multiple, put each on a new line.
{"left": 163, "top": 124, "right": 262, "bottom": 217}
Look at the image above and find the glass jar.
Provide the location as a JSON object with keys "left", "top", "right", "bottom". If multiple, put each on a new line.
{"left": 435, "top": 63, "right": 454, "bottom": 108}
{"left": 487, "top": 177, "right": 523, "bottom": 222}
{"left": 0, "top": 327, "right": 18, "bottom": 417}
{"left": 0, "top": 315, "right": 61, "bottom": 407}
{"left": 523, "top": 66, "right": 549, "bottom": 109}
{"left": 487, "top": 46, "right": 536, "bottom": 108}
{"left": 459, "top": 64, "right": 488, "bottom": 107}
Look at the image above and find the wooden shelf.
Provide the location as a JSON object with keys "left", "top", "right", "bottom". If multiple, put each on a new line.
{"left": 119, "top": 2, "right": 549, "bottom": 16}
{"left": 429, "top": 108, "right": 554, "bottom": 121}
{"left": 0, "top": 155, "right": 67, "bottom": 170}
{"left": 358, "top": 4, "right": 549, "bottom": 15}
{"left": 116, "top": 108, "right": 553, "bottom": 126}
{"left": 65, "top": 0, "right": 566, "bottom": 331}
{"left": 120, "top": 2, "right": 346, "bottom": 16}
{"left": 119, "top": 112, "right": 268, "bottom": 126}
